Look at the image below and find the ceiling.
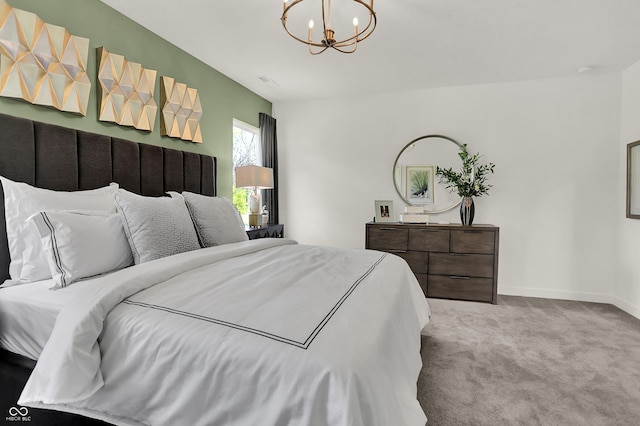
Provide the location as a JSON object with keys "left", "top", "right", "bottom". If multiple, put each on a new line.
{"left": 100, "top": 0, "right": 640, "bottom": 103}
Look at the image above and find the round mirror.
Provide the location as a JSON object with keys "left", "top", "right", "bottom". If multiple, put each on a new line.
{"left": 393, "top": 135, "right": 463, "bottom": 213}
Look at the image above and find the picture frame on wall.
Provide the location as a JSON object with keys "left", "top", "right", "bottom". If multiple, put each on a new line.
{"left": 405, "top": 165, "right": 435, "bottom": 205}
{"left": 627, "top": 140, "right": 640, "bottom": 219}
{"left": 374, "top": 200, "right": 395, "bottom": 223}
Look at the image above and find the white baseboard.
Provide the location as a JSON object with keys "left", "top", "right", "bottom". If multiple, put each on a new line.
{"left": 498, "top": 286, "right": 613, "bottom": 304}
{"left": 612, "top": 296, "right": 640, "bottom": 320}
{"left": 499, "top": 286, "right": 640, "bottom": 320}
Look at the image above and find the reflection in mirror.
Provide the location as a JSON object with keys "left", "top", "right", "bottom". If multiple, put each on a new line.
{"left": 393, "top": 135, "right": 463, "bottom": 213}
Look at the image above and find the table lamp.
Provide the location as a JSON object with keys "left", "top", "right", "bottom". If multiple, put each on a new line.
{"left": 235, "top": 165, "right": 274, "bottom": 226}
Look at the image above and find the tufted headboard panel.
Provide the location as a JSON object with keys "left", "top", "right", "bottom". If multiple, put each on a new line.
{"left": 0, "top": 112, "right": 217, "bottom": 283}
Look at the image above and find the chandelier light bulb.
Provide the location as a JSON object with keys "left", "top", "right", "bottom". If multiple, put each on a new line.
{"left": 353, "top": 17, "right": 358, "bottom": 26}
{"left": 308, "top": 19, "right": 314, "bottom": 29}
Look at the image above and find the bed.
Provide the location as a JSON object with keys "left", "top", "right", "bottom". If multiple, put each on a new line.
{"left": 0, "top": 112, "right": 431, "bottom": 425}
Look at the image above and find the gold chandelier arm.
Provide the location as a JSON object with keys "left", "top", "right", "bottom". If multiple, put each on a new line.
{"left": 332, "top": 42, "right": 358, "bottom": 54}
{"left": 332, "top": 13, "right": 374, "bottom": 48}
{"left": 351, "top": 1, "right": 376, "bottom": 42}
{"left": 356, "top": 9, "right": 376, "bottom": 42}
{"left": 309, "top": 44, "right": 330, "bottom": 55}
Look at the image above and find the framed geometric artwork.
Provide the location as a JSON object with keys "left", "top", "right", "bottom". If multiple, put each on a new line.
{"left": 0, "top": 0, "right": 91, "bottom": 115}
{"left": 160, "top": 76, "right": 203, "bottom": 143}
{"left": 96, "top": 47, "right": 157, "bottom": 131}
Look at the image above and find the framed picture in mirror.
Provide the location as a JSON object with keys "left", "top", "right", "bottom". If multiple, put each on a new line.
{"left": 628, "top": 141, "right": 640, "bottom": 219}
{"left": 405, "top": 165, "right": 435, "bottom": 205}
{"left": 374, "top": 200, "right": 395, "bottom": 223}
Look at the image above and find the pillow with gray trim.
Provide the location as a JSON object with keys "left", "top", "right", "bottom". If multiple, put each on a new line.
{"left": 30, "top": 211, "right": 133, "bottom": 289}
{"left": 174, "top": 192, "right": 248, "bottom": 247}
{"left": 114, "top": 190, "right": 200, "bottom": 264}
{"left": 0, "top": 175, "right": 118, "bottom": 284}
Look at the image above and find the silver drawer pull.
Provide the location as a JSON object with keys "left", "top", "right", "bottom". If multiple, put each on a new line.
{"left": 450, "top": 276, "right": 470, "bottom": 280}
{"left": 380, "top": 227, "right": 398, "bottom": 231}
{"left": 387, "top": 250, "right": 407, "bottom": 253}
{"left": 451, "top": 253, "right": 470, "bottom": 256}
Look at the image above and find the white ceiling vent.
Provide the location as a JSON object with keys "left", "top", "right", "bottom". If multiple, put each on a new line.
{"left": 258, "top": 75, "right": 279, "bottom": 88}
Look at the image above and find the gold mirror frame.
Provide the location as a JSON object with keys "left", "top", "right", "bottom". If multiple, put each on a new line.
{"left": 392, "top": 134, "right": 463, "bottom": 214}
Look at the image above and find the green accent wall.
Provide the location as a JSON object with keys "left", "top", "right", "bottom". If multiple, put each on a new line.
{"left": 0, "top": 0, "right": 272, "bottom": 198}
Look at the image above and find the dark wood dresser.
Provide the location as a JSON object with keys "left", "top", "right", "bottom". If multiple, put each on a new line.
{"left": 365, "top": 222, "right": 499, "bottom": 304}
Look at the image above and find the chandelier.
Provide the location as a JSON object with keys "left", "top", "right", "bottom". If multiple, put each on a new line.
{"left": 281, "top": 0, "right": 377, "bottom": 55}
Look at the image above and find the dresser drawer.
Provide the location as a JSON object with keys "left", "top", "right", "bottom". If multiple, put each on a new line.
{"left": 428, "top": 253, "right": 494, "bottom": 278}
{"left": 396, "top": 251, "right": 429, "bottom": 274}
{"left": 427, "top": 275, "right": 494, "bottom": 302}
{"left": 415, "top": 273, "right": 428, "bottom": 297}
{"left": 367, "top": 226, "right": 408, "bottom": 251}
{"left": 408, "top": 229, "right": 449, "bottom": 252}
{"left": 450, "top": 230, "right": 495, "bottom": 254}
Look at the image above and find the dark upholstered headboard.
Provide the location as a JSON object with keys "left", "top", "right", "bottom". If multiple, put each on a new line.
{"left": 0, "top": 112, "right": 217, "bottom": 283}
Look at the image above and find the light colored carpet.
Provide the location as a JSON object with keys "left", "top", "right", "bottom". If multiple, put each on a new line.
{"left": 417, "top": 296, "right": 640, "bottom": 425}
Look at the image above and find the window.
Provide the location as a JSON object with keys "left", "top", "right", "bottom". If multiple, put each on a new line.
{"left": 232, "top": 119, "right": 260, "bottom": 218}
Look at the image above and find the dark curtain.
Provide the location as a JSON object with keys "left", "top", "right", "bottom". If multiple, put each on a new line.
{"left": 259, "top": 113, "right": 279, "bottom": 224}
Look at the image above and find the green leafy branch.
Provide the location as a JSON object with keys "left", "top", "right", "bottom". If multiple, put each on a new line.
{"left": 435, "top": 144, "right": 495, "bottom": 198}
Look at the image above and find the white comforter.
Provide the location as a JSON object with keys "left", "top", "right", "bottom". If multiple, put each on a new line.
{"left": 19, "top": 239, "right": 430, "bottom": 426}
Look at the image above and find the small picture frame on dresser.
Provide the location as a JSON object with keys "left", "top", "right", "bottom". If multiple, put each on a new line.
{"left": 374, "top": 200, "right": 395, "bottom": 223}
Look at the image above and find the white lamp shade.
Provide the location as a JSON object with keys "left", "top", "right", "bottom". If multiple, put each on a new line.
{"left": 235, "top": 165, "right": 274, "bottom": 189}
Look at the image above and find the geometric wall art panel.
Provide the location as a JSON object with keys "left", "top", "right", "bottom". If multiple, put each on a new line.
{"left": 0, "top": 0, "right": 91, "bottom": 115}
{"left": 160, "top": 76, "right": 203, "bottom": 143}
{"left": 97, "top": 46, "right": 157, "bottom": 131}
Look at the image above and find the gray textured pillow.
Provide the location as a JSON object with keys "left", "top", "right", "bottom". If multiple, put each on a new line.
{"left": 114, "top": 190, "right": 200, "bottom": 264}
{"left": 178, "top": 192, "right": 248, "bottom": 247}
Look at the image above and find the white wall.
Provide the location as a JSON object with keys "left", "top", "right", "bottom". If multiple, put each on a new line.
{"left": 617, "top": 61, "right": 640, "bottom": 318}
{"left": 274, "top": 74, "right": 622, "bottom": 305}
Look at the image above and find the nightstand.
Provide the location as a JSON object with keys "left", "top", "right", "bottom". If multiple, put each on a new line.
{"left": 246, "top": 224, "right": 284, "bottom": 240}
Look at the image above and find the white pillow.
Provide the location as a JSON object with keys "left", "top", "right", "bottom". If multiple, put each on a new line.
{"left": 114, "top": 189, "right": 200, "bottom": 264}
{"left": 30, "top": 211, "right": 133, "bottom": 289}
{"left": 175, "top": 192, "right": 248, "bottom": 247}
{"left": 0, "top": 176, "right": 119, "bottom": 283}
